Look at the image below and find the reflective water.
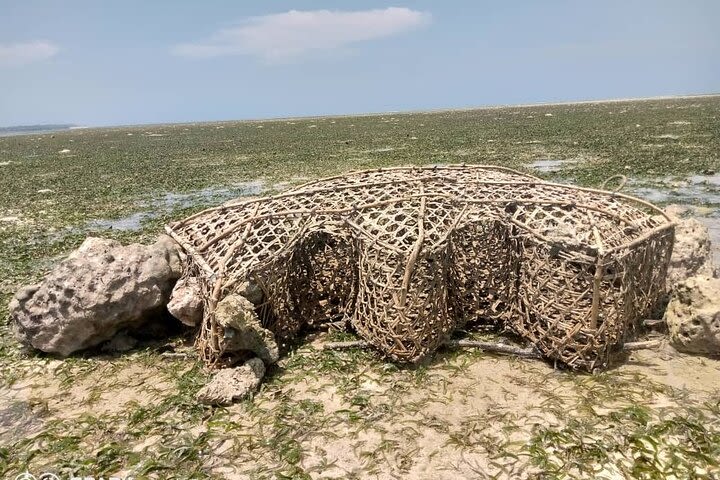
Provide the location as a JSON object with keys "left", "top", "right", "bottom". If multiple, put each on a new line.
{"left": 628, "top": 174, "right": 720, "bottom": 205}
{"left": 530, "top": 159, "right": 576, "bottom": 172}
{"left": 87, "top": 181, "right": 265, "bottom": 231}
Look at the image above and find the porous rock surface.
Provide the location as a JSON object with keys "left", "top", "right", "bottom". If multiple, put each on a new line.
{"left": 238, "top": 280, "right": 263, "bottom": 305}
{"left": 10, "top": 235, "right": 182, "bottom": 356}
{"left": 167, "top": 276, "right": 204, "bottom": 326}
{"left": 664, "top": 205, "right": 717, "bottom": 288}
{"left": 196, "top": 357, "right": 265, "bottom": 405}
{"left": 215, "top": 293, "right": 279, "bottom": 364}
{"left": 665, "top": 275, "right": 720, "bottom": 355}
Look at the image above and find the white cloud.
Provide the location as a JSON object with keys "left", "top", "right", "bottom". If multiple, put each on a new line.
{"left": 172, "top": 7, "right": 431, "bottom": 61}
{"left": 0, "top": 41, "right": 59, "bottom": 67}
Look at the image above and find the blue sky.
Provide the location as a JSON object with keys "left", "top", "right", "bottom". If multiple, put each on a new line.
{"left": 1, "top": 1, "right": 718, "bottom": 127}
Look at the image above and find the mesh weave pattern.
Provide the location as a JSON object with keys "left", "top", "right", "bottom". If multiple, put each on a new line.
{"left": 166, "top": 165, "right": 674, "bottom": 371}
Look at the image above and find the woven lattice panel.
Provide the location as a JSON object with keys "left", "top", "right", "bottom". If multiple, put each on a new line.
{"left": 167, "top": 165, "right": 674, "bottom": 371}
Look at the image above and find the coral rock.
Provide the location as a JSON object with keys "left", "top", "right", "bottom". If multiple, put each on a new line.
{"left": 215, "top": 294, "right": 279, "bottom": 364}
{"left": 9, "top": 235, "right": 181, "bottom": 356}
{"left": 665, "top": 208, "right": 717, "bottom": 288}
{"left": 665, "top": 275, "right": 720, "bottom": 355}
{"left": 196, "top": 358, "right": 265, "bottom": 405}
{"left": 168, "top": 276, "right": 204, "bottom": 327}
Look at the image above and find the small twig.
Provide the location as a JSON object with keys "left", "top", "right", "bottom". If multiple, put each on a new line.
{"left": 317, "top": 320, "right": 349, "bottom": 331}
{"left": 160, "top": 352, "right": 191, "bottom": 360}
{"left": 321, "top": 338, "right": 663, "bottom": 357}
{"left": 642, "top": 318, "right": 665, "bottom": 327}
{"left": 444, "top": 339, "right": 542, "bottom": 359}
{"left": 623, "top": 339, "right": 663, "bottom": 351}
{"left": 322, "top": 339, "right": 541, "bottom": 359}
{"left": 322, "top": 340, "right": 368, "bottom": 350}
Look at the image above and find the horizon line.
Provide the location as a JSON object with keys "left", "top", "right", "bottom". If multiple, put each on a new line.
{"left": 3, "top": 92, "right": 719, "bottom": 132}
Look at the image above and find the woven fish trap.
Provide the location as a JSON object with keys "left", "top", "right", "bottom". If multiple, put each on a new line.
{"left": 166, "top": 165, "right": 675, "bottom": 371}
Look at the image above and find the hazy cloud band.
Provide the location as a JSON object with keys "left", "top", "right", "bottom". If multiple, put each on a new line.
{"left": 172, "top": 7, "right": 431, "bottom": 62}
{"left": 0, "top": 41, "right": 59, "bottom": 67}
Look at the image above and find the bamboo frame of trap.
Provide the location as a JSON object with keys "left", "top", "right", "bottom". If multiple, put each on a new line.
{"left": 166, "top": 165, "right": 675, "bottom": 371}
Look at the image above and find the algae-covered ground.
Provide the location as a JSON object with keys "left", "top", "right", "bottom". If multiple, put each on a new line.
{"left": 1, "top": 96, "right": 719, "bottom": 479}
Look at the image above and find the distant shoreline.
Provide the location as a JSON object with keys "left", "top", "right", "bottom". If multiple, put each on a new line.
{"left": 2, "top": 93, "right": 718, "bottom": 135}
{"left": 0, "top": 124, "right": 80, "bottom": 138}
{"left": 257, "top": 93, "right": 720, "bottom": 123}
{"left": 419, "top": 92, "right": 720, "bottom": 113}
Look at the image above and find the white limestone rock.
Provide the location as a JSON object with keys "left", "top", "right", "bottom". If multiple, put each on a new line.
{"left": 665, "top": 275, "right": 720, "bottom": 355}
{"left": 196, "top": 357, "right": 265, "bottom": 405}
{"left": 9, "top": 235, "right": 182, "bottom": 356}
{"left": 167, "top": 276, "right": 204, "bottom": 327}
{"left": 215, "top": 294, "right": 279, "bottom": 364}
{"left": 664, "top": 206, "right": 717, "bottom": 288}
